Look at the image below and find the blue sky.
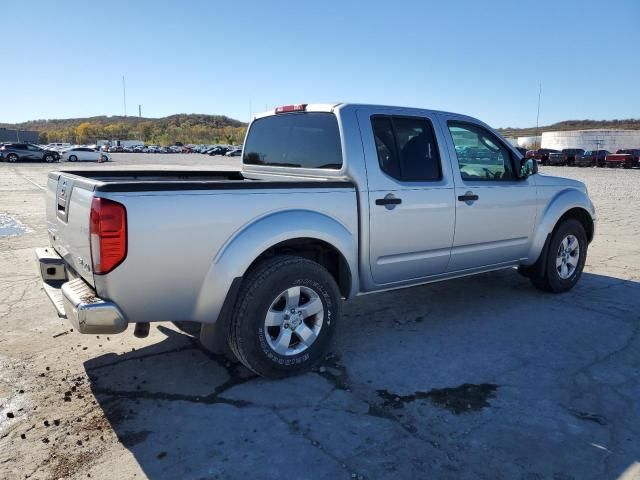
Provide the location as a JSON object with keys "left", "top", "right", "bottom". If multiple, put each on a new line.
{"left": 2, "top": 0, "right": 638, "bottom": 127}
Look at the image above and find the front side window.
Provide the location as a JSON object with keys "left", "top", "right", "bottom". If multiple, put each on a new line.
{"left": 27, "top": 144, "right": 41, "bottom": 151}
{"left": 371, "top": 115, "right": 441, "bottom": 181}
{"left": 243, "top": 112, "right": 342, "bottom": 169}
{"left": 448, "top": 121, "right": 515, "bottom": 181}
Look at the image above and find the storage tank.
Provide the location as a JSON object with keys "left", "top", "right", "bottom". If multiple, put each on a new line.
{"left": 541, "top": 130, "right": 640, "bottom": 151}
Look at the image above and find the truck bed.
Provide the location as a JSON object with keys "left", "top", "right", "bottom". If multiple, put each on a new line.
{"left": 47, "top": 170, "right": 354, "bottom": 192}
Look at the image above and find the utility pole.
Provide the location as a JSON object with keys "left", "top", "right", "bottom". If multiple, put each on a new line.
{"left": 138, "top": 104, "right": 142, "bottom": 118}
{"left": 534, "top": 82, "right": 542, "bottom": 149}
{"left": 122, "top": 76, "right": 127, "bottom": 117}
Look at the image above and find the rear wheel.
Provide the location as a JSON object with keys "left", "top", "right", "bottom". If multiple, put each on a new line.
{"left": 529, "top": 219, "right": 587, "bottom": 293}
{"left": 7, "top": 153, "right": 18, "bottom": 163}
{"left": 228, "top": 255, "right": 341, "bottom": 378}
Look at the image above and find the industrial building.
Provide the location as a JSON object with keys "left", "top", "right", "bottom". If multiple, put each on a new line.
{"left": 0, "top": 127, "right": 39, "bottom": 143}
{"left": 541, "top": 130, "right": 640, "bottom": 152}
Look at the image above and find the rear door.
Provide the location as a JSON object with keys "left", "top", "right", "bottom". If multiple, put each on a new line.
{"left": 78, "top": 148, "right": 98, "bottom": 161}
{"left": 357, "top": 108, "right": 456, "bottom": 285}
{"left": 25, "top": 144, "right": 41, "bottom": 161}
{"left": 440, "top": 116, "right": 537, "bottom": 271}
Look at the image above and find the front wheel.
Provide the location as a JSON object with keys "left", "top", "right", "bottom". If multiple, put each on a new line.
{"left": 44, "top": 154, "right": 55, "bottom": 163}
{"left": 68, "top": 155, "right": 77, "bottom": 162}
{"left": 228, "top": 255, "right": 341, "bottom": 378}
{"left": 529, "top": 219, "right": 587, "bottom": 293}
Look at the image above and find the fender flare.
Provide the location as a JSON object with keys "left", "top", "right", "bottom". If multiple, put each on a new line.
{"left": 192, "top": 209, "right": 358, "bottom": 324}
{"left": 525, "top": 188, "right": 595, "bottom": 265}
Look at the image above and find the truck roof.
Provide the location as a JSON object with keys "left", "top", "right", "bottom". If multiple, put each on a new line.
{"left": 252, "top": 103, "right": 474, "bottom": 122}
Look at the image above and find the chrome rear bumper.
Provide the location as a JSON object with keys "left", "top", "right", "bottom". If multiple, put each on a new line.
{"left": 35, "top": 247, "right": 128, "bottom": 334}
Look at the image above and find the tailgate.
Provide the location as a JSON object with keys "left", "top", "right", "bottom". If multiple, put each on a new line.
{"left": 46, "top": 173, "right": 95, "bottom": 287}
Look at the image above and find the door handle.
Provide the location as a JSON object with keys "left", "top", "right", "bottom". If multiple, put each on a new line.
{"left": 375, "top": 197, "right": 402, "bottom": 206}
{"left": 457, "top": 193, "right": 479, "bottom": 202}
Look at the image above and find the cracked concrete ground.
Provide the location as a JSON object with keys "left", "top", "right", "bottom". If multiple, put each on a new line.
{"left": 0, "top": 155, "right": 639, "bottom": 480}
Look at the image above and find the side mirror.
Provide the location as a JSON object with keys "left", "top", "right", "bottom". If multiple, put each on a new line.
{"left": 519, "top": 157, "right": 537, "bottom": 178}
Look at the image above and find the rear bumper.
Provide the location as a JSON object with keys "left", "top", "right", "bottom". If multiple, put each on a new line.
{"left": 35, "top": 247, "right": 128, "bottom": 334}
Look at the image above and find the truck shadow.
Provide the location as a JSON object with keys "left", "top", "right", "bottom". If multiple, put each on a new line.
{"left": 83, "top": 270, "right": 640, "bottom": 479}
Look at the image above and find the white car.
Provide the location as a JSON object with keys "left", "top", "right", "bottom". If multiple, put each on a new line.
{"left": 61, "top": 147, "right": 110, "bottom": 162}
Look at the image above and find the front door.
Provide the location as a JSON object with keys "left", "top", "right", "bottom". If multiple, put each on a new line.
{"left": 357, "top": 109, "right": 456, "bottom": 285}
{"left": 441, "top": 117, "right": 537, "bottom": 272}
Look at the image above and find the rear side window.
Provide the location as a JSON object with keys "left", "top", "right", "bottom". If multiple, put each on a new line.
{"left": 243, "top": 113, "right": 342, "bottom": 169}
{"left": 371, "top": 115, "right": 441, "bottom": 181}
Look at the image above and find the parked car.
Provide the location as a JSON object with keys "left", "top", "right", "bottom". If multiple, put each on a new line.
{"left": 208, "top": 147, "right": 230, "bottom": 156}
{"left": 525, "top": 148, "right": 560, "bottom": 165}
{"left": 36, "top": 103, "right": 595, "bottom": 378}
{"left": 0, "top": 143, "right": 60, "bottom": 163}
{"left": 575, "top": 150, "right": 610, "bottom": 168}
{"left": 226, "top": 148, "right": 242, "bottom": 156}
{"left": 605, "top": 149, "right": 640, "bottom": 169}
{"left": 61, "top": 147, "right": 110, "bottom": 163}
{"left": 45, "top": 143, "right": 72, "bottom": 152}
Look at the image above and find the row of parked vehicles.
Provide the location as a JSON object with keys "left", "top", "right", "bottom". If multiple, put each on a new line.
{"left": 188, "top": 144, "right": 243, "bottom": 156}
{"left": 0, "top": 141, "right": 245, "bottom": 163}
{"left": 0, "top": 142, "right": 111, "bottom": 163}
{"left": 526, "top": 148, "right": 640, "bottom": 169}
{"left": 102, "top": 143, "right": 243, "bottom": 156}
{"left": 103, "top": 144, "right": 185, "bottom": 153}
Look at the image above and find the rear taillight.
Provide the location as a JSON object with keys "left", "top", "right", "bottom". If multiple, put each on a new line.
{"left": 90, "top": 198, "right": 127, "bottom": 274}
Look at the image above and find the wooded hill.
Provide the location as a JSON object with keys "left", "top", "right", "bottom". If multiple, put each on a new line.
{"left": 0, "top": 114, "right": 248, "bottom": 145}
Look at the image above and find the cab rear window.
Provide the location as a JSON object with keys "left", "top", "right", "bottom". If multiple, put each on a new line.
{"left": 243, "top": 113, "right": 342, "bottom": 169}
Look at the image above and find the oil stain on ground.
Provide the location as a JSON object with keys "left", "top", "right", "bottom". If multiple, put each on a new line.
{"left": 377, "top": 383, "right": 498, "bottom": 414}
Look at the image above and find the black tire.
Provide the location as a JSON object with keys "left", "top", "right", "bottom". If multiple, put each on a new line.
{"left": 228, "top": 255, "right": 341, "bottom": 378}
{"left": 7, "top": 153, "right": 18, "bottom": 163}
{"left": 529, "top": 219, "right": 587, "bottom": 293}
{"left": 44, "top": 154, "right": 55, "bottom": 163}
{"left": 101, "top": 155, "right": 108, "bottom": 162}
{"left": 68, "top": 155, "right": 77, "bottom": 162}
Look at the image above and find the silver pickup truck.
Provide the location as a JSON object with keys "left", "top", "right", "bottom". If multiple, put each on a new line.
{"left": 36, "top": 103, "right": 596, "bottom": 377}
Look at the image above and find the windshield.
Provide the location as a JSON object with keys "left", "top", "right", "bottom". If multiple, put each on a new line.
{"left": 243, "top": 113, "right": 343, "bottom": 169}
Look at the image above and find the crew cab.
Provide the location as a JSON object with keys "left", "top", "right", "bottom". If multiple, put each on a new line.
{"left": 525, "top": 148, "right": 560, "bottom": 165}
{"left": 605, "top": 149, "right": 640, "bottom": 169}
{"left": 547, "top": 148, "right": 585, "bottom": 167}
{"left": 576, "top": 149, "right": 610, "bottom": 167}
{"left": 36, "top": 103, "right": 596, "bottom": 378}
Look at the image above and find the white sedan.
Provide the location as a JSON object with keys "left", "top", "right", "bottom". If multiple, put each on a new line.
{"left": 61, "top": 147, "right": 110, "bottom": 162}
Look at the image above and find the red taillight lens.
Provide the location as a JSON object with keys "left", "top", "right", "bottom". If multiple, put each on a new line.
{"left": 275, "top": 104, "right": 307, "bottom": 113}
{"left": 90, "top": 197, "right": 127, "bottom": 274}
